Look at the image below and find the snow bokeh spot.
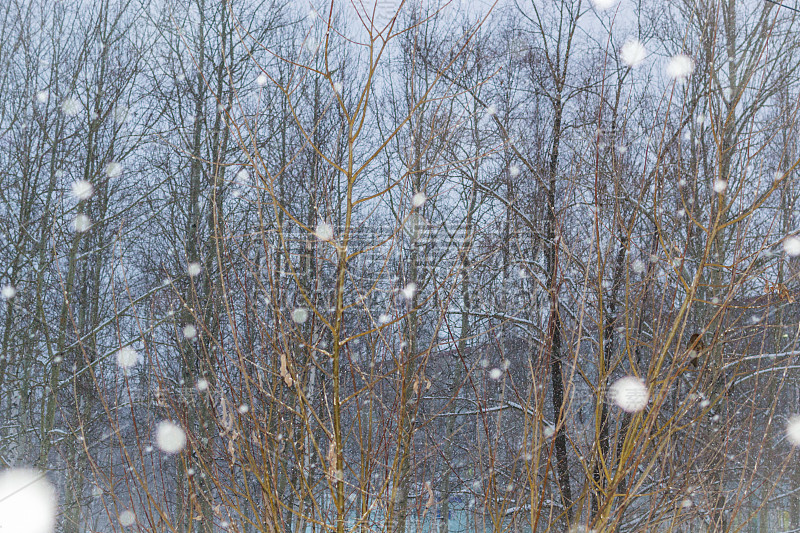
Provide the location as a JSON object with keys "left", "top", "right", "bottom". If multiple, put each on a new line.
{"left": 73, "top": 214, "right": 92, "bottom": 233}
{"left": 590, "top": 0, "right": 617, "bottom": 10}
{"left": 291, "top": 307, "right": 309, "bottom": 324}
{"left": 316, "top": 222, "right": 334, "bottom": 241}
{"left": 0, "top": 468, "right": 56, "bottom": 533}
{"left": 666, "top": 54, "right": 694, "bottom": 81}
{"left": 609, "top": 376, "right": 649, "bottom": 412}
{"left": 411, "top": 192, "right": 426, "bottom": 208}
{"left": 118, "top": 509, "right": 136, "bottom": 526}
{"left": 156, "top": 421, "right": 186, "bottom": 454}
{"left": 71, "top": 180, "right": 94, "bottom": 201}
{"left": 116, "top": 346, "right": 138, "bottom": 369}
{"left": 401, "top": 283, "right": 417, "bottom": 300}
{"left": 182, "top": 324, "right": 198, "bottom": 339}
{"left": 187, "top": 262, "right": 201, "bottom": 277}
{"left": 783, "top": 236, "right": 800, "bottom": 257}
{"left": 1, "top": 285, "right": 16, "bottom": 300}
{"left": 61, "top": 97, "right": 80, "bottom": 116}
{"left": 106, "top": 162, "right": 123, "bottom": 178}
{"left": 620, "top": 39, "right": 646, "bottom": 68}
{"left": 114, "top": 106, "right": 129, "bottom": 125}
{"left": 786, "top": 415, "right": 800, "bottom": 446}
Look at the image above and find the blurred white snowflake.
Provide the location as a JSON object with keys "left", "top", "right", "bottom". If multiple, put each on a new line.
{"left": 71, "top": 180, "right": 94, "bottom": 201}
{"left": 590, "top": 0, "right": 618, "bottom": 9}
{"left": 116, "top": 346, "right": 138, "bottom": 369}
{"left": 156, "top": 421, "right": 186, "bottom": 454}
{"left": 61, "top": 97, "right": 80, "bottom": 116}
{"left": 783, "top": 236, "right": 800, "bottom": 257}
{"left": 609, "top": 376, "right": 649, "bottom": 412}
{"left": 291, "top": 307, "right": 309, "bottom": 324}
{"left": 105, "top": 162, "right": 123, "bottom": 178}
{"left": 182, "top": 324, "right": 198, "bottom": 339}
{"left": 786, "top": 415, "right": 800, "bottom": 446}
{"left": 316, "top": 222, "right": 334, "bottom": 241}
{"left": 1, "top": 284, "right": 16, "bottom": 300}
{"left": 667, "top": 54, "right": 694, "bottom": 81}
{"left": 0, "top": 468, "right": 56, "bottom": 533}
{"left": 72, "top": 214, "right": 91, "bottom": 233}
{"left": 118, "top": 510, "right": 136, "bottom": 526}
{"left": 620, "top": 39, "right": 646, "bottom": 68}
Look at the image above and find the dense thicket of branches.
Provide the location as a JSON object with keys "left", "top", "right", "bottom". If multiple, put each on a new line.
{"left": 2, "top": 0, "right": 800, "bottom": 532}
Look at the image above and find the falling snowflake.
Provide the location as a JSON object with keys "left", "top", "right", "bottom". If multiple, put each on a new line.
{"left": 187, "top": 262, "right": 201, "bottom": 277}
{"left": 291, "top": 307, "right": 309, "bottom": 324}
{"left": 1, "top": 285, "right": 16, "bottom": 300}
{"left": 72, "top": 214, "right": 91, "bottom": 233}
{"left": 256, "top": 74, "right": 268, "bottom": 87}
{"left": 666, "top": 54, "right": 694, "bottom": 81}
{"left": 114, "top": 106, "right": 129, "bottom": 125}
{"left": 783, "top": 236, "right": 800, "bottom": 257}
{"left": 401, "top": 283, "right": 417, "bottom": 300}
{"left": 0, "top": 468, "right": 56, "bottom": 533}
{"left": 333, "top": 81, "right": 343, "bottom": 93}
{"left": 609, "top": 376, "right": 649, "bottom": 412}
{"left": 787, "top": 415, "right": 800, "bottom": 445}
{"left": 118, "top": 510, "right": 136, "bottom": 526}
{"left": 236, "top": 168, "right": 250, "bottom": 183}
{"left": 238, "top": 404, "right": 249, "bottom": 414}
{"left": 61, "top": 97, "right": 80, "bottom": 116}
{"left": 485, "top": 104, "right": 497, "bottom": 116}
{"left": 489, "top": 368, "right": 503, "bottom": 380}
{"left": 509, "top": 165, "right": 521, "bottom": 177}
{"left": 196, "top": 378, "right": 209, "bottom": 392}
{"left": 35, "top": 90, "right": 49, "bottom": 104}
{"left": 411, "top": 192, "right": 426, "bottom": 208}
{"left": 305, "top": 36, "right": 320, "bottom": 54}
{"left": 591, "top": 0, "right": 618, "bottom": 9}
{"left": 105, "top": 162, "right": 123, "bottom": 178}
{"left": 620, "top": 39, "right": 646, "bottom": 68}
{"left": 182, "top": 324, "right": 198, "bottom": 339}
{"left": 156, "top": 421, "right": 186, "bottom": 454}
{"left": 713, "top": 179, "right": 728, "bottom": 193}
{"left": 71, "top": 180, "right": 94, "bottom": 201}
{"left": 315, "top": 222, "right": 334, "bottom": 241}
{"left": 116, "top": 347, "right": 138, "bottom": 369}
